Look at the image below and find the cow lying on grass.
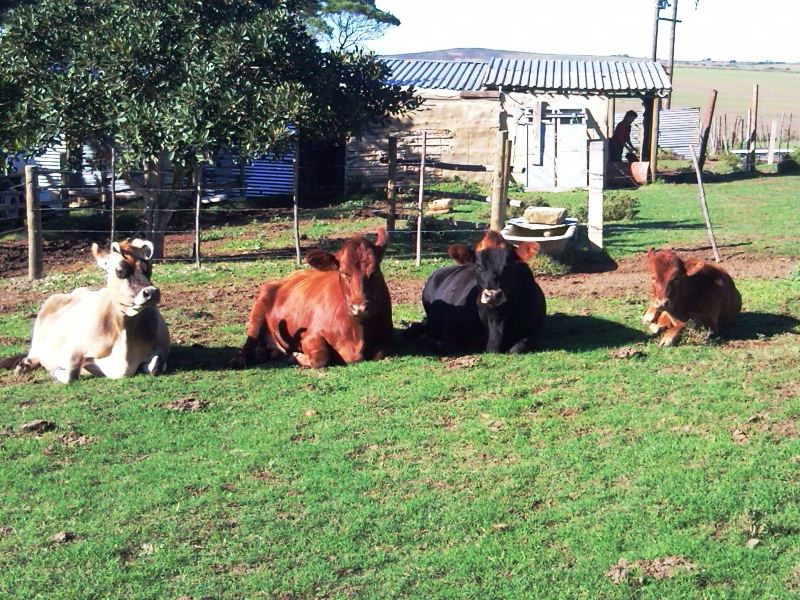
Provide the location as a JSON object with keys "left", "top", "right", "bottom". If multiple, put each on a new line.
{"left": 233, "top": 228, "right": 392, "bottom": 368}
{"left": 14, "top": 239, "right": 170, "bottom": 383}
{"left": 642, "top": 248, "right": 742, "bottom": 346}
{"left": 419, "top": 230, "right": 546, "bottom": 354}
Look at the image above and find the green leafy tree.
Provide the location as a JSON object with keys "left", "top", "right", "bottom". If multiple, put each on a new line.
{"left": 301, "top": 0, "right": 399, "bottom": 51}
{"left": 0, "top": 0, "right": 416, "bottom": 257}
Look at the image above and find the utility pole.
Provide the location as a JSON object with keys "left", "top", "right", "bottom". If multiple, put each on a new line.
{"left": 651, "top": 0, "right": 663, "bottom": 60}
{"left": 665, "top": 0, "right": 679, "bottom": 108}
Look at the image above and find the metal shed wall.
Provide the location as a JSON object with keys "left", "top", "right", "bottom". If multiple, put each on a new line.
{"left": 615, "top": 107, "right": 700, "bottom": 158}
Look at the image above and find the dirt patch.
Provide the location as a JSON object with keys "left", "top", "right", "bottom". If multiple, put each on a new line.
{"left": 439, "top": 355, "right": 483, "bottom": 370}
{"left": 387, "top": 277, "right": 424, "bottom": 307}
{"left": 540, "top": 252, "right": 793, "bottom": 301}
{"left": 161, "top": 397, "right": 208, "bottom": 412}
{"left": 608, "top": 345, "right": 647, "bottom": 359}
{"left": 606, "top": 556, "right": 695, "bottom": 585}
{"left": 18, "top": 419, "right": 56, "bottom": 435}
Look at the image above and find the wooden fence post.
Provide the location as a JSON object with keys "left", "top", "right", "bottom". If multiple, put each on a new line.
{"left": 648, "top": 97, "right": 660, "bottom": 182}
{"left": 110, "top": 146, "right": 117, "bottom": 242}
{"left": 502, "top": 138, "right": 513, "bottom": 206}
{"left": 25, "top": 165, "right": 43, "bottom": 280}
{"left": 293, "top": 139, "right": 301, "bottom": 268}
{"left": 386, "top": 136, "right": 397, "bottom": 232}
{"left": 59, "top": 152, "right": 69, "bottom": 205}
{"left": 747, "top": 84, "right": 758, "bottom": 171}
{"left": 194, "top": 164, "right": 202, "bottom": 267}
{"left": 415, "top": 131, "right": 426, "bottom": 268}
{"left": 689, "top": 145, "right": 720, "bottom": 263}
{"left": 697, "top": 89, "right": 718, "bottom": 171}
{"left": 587, "top": 140, "right": 606, "bottom": 252}
{"left": 767, "top": 119, "right": 777, "bottom": 165}
{"left": 490, "top": 130, "right": 508, "bottom": 231}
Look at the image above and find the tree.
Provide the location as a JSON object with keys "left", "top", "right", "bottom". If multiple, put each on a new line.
{"left": 0, "top": 0, "right": 417, "bottom": 257}
{"left": 301, "top": 0, "right": 399, "bottom": 51}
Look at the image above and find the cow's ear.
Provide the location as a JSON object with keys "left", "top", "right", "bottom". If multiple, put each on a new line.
{"left": 448, "top": 244, "right": 476, "bottom": 264}
{"left": 92, "top": 243, "right": 109, "bottom": 269}
{"left": 514, "top": 241, "right": 541, "bottom": 262}
{"left": 305, "top": 249, "right": 339, "bottom": 271}
{"left": 373, "top": 227, "right": 388, "bottom": 249}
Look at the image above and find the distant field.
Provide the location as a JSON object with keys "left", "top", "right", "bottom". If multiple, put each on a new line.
{"left": 669, "top": 66, "right": 800, "bottom": 128}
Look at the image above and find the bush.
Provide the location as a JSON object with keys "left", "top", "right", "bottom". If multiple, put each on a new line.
{"left": 720, "top": 152, "right": 743, "bottom": 172}
{"left": 777, "top": 149, "right": 800, "bottom": 174}
{"left": 571, "top": 191, "right": 639, "bottom": 223}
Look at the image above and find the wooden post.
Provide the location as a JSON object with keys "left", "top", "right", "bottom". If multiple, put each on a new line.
{"left": 776, "top": 112, "right": 785, "bottom": 161}
{"left": 651, "top": 0, "right": 661, "bottom": 60}
{"left": 59, "top": 152, "right": 69, "bottom": 205}
{"left": 722, "top": 113, "right": 729, "bottom": 154}
{"left": 415, "top": 131, "right": 426, "bottom": 268}
{"left": 194, "top": 164, "right": 202, "bottom": 267}
{"left": 25, "top": 165, "right": 43, "bottom": 280}
{"left": 587, "top": 140, "right": 606, "bottom": 252}
{"left": 490, "top": 130, "right": 508, "bottom": 231}
{"left": 767, "top": 119, "right": 777, "bottom": 165}
{"left": 697, "top": 89, "right": 718, "bottom": 171}
{"left": 502, "top": 138, "right": 513, "bottom": 205}
{"left": 689, "top": 145, "right": 720, "bottom": 263}
{"left": 110, "top": 146, "right": 117, "bottom": 242}
{"left": 293, "top": 139, "right": 301, "bottom": 268}
{"left": 747, "top": 84, "right": 758, "bottom": 171}
{"left": 665, "top": 0, "right": 679, "bottom": 109}
{"left": 386, "top": 136, "right": 397, "bottom": 231}
{"left": 649, "top": 96, "right": 660, "bottom": 182}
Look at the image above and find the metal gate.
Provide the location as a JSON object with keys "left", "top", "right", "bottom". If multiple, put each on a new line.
{"left": 525, "top": 107, "right": 588, "bottom": 191}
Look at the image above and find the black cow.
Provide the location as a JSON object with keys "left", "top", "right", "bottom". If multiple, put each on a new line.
{"left": 420, "top": 230, "right": 546, "bottom": 353}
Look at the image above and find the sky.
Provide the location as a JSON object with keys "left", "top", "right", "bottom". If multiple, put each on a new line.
{"left": 364, "top": 0, "right": 800, "bottom": 63}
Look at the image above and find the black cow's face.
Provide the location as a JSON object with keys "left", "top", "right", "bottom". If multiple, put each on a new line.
{"left": 448, "top": 231, "right": 540, "bottom": 308}
{"left": 475, "top": 247, "right": 515, "bottom": 307}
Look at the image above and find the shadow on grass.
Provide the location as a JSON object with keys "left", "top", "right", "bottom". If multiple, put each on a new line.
{"left": 660, "top": 168, "right": 790, "bottom": 185}
{"left": 727, "top": 311, "right": 800, "bottom": 341}
{"left": 169, "top": 343, "right": 292, "bottom": 373}
{"left": 393, "top": 314, "right": 648, "bottom": 357}
{"left": 543, "top": 313, "right": 649, "bottom": 351}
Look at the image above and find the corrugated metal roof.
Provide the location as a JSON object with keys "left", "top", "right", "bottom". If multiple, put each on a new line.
{"left": 484, "top": 58, "right": 671, "bottom": 95}
{"left": 381, "top": 59, "right": 487, "bottom": 91}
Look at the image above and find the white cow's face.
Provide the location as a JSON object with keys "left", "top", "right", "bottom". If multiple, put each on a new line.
{"left": 93, "top": 239, "right": 160, "bottom": 317}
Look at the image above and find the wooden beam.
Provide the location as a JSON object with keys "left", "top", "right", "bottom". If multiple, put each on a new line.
{"left": 697, "top": 89, "right": 718, "bottom": 171}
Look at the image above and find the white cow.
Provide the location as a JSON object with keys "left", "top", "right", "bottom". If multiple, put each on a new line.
{"left": 15, "top": 239, "right": 170, "bottom": 383}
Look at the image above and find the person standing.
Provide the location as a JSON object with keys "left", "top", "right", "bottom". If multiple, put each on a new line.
{"left": 610, "top": 110, "right": 638, "bottom": 162}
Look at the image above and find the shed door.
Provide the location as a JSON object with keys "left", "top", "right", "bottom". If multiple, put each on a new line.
{"left": 526, "top": 121, "right": 556, "bottom": 191}
{"left": 555, "top": 118, "right": 588, "bottom": 190}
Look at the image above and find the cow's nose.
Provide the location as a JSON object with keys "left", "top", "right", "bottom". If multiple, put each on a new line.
{"left": 480, "top": 289, "right": 506, "bottom": 306}
{"left": 141, "top": 286, "right": 160, "bottom": 304}
{"left": 350, "top": 302, "right": 369, "bottom": 317}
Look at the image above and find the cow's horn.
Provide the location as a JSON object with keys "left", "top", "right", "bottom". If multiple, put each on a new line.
{"left": 140, "top": 240, "right": 154, "bottom": 260}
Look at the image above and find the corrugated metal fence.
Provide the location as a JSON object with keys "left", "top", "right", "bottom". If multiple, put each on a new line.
{"left": 615, "top": 107, "right": 700, "bottom": 158}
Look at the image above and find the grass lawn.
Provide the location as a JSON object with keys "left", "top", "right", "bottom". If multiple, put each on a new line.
{"left": 0, "top": 172, "right": 799, "bottom": 598}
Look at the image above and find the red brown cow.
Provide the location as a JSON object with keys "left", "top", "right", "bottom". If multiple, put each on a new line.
{"left": 234, "top": 228, "right": 392, "bottom": 368}
{"left": 642, "top": 248, "right": 741, "bottom": 346}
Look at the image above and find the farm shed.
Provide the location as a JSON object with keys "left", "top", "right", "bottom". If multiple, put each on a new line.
{"left": 347, "top": 57, "right": 672, "bottom": 192}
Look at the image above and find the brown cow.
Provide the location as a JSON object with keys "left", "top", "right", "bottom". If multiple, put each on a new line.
{"left": 14, "top": 239, "right": 170, "bottom": 383}
{"left": 234, "top": 228, "right": 392, "bottom": 368}
{"left": 642, "top": 248, "right": 741, "bottom": 346}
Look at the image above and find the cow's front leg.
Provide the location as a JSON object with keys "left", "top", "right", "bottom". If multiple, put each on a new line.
{"left": 292, "top": 335, "right": 331, "bottom": 368}
{"left": 642, "top": 302, "right": 661, "bottom": 325}
{"left": 51, "top": 353, "right": 84, "bottom": 384}
{"left": 508, "top": 338, "right": 534, "bottom": 354}
{"left": 142, "top": 352, "right": 167, "bottom": 376}
{"left": 656, "top": 311, "right": 685, "bottom": 347}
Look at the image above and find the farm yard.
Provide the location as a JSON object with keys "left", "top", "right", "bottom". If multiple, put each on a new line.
{"left": 1, "top": 166, "right": 799, "bottom": 598}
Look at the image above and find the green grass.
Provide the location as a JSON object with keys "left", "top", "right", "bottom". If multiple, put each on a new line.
{"left": 1, "top": 174, "right": 799, "bottom": 598}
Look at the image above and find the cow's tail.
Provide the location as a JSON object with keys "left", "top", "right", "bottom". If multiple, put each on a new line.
{"left": 0, "top": 354, "right": 26, "bottom": 370}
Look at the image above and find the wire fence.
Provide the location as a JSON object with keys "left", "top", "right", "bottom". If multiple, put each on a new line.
{"left": 4, "top": 153, "right": 504, "bottom": 280}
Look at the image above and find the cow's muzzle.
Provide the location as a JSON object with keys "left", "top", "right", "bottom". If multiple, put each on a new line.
{"left": 480, "top": 288, "right": 506, "bottom": 307}
{"left": 126, "top": 286, "right": 160, "bottom": 315}
{"left": 350, "top": 302, "right": 370, "bottom": 318}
